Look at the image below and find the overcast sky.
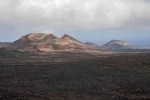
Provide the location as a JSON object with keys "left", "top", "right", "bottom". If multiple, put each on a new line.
{"left": 0, "top": 0, "right": 150, "bottom": 47}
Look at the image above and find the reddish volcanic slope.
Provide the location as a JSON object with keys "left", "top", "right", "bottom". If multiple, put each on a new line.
{"left": 6, "top": 33, "right": 105, "bottom": 53}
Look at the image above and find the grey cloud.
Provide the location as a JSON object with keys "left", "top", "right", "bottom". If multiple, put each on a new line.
{"left": 0, "top": 0, "right": 150, "bottom": 34}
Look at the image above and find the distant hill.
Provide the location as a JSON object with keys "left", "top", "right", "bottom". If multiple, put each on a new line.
{"left": 103, "top": 40, "right": 135, "bottom": 50}
{"left": 0, "top": 42, "right": 11, "bottom": 48}
{"left": 6, "top": 33, "right": 106, "bottom": 54}
{"left": 84, "top": 42, "right": 103, "bottom": 49}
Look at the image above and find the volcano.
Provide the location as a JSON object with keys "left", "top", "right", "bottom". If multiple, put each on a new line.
{"left": 6, "top": 33, "right": 105, "bottom": 54}
{"left": 102, "top": 40, "right": 135, "bottom": 50}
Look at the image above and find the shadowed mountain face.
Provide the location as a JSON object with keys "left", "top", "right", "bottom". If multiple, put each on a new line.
{"left": 0, "top": 42, "right": 11, "bottom": 48}
{"left": 0, "top": 48, "right": 27, "bottom": 58}
{"left": 6, "top": 33, "right": 105, "bottom": 54}
{"left": 103, "top": 40, "right": 135, "bottom": 50}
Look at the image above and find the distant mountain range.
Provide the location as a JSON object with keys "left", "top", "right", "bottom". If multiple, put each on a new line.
{"left": 1, "top": 33, "right": 148, "bottom": 54}
{"left": 6, "top": 33, "right": 106, "bottom": 54}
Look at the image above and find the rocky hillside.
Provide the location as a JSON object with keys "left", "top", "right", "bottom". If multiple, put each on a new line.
{"left": 6, "top": 33, "right": 106, "bottom": 54}
{"left": 0, "top": 42, "right": 11, "bottom": 48}
{"left": 103, "top": 40, "right": 135, "bottom": 50}
{"left": 85, "top": 42, "right": 103, "bottom": 49}
{"left": 0, "top": 48, "right": 27, "bottom": 58}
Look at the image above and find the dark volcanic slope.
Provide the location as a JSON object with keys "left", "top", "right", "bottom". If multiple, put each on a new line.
{"left": 103, "top": 40, "right": 135, "bottom": 50}
{"left": 0, "top": 42, "right": 11, "bottom": 48}
{"left": 0, "top": 48, "right": 27, "bottom": 58}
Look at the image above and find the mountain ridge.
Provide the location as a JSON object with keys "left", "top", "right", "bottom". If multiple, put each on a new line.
{"left": 85, "top": 42, "right": 103, "bottom": 49}
{"left": 6, "top": 33, "right": 106, "bottom": 54}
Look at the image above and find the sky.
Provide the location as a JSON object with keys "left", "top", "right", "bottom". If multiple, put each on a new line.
{"left": 0, "top": 0, "right": 150, "bottom": 47}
